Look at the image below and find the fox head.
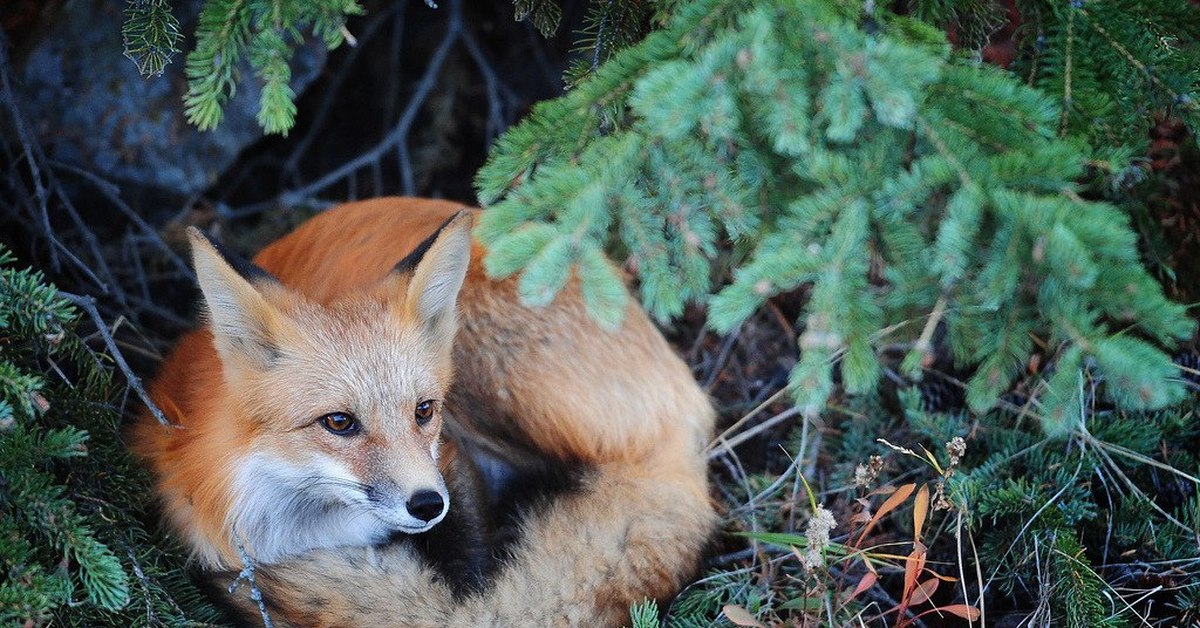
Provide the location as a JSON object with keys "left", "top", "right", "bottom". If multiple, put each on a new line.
{"left": 185, "top": 211, "right": 472, "bottom": 567}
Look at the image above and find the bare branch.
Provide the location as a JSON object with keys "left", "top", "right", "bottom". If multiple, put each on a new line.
{"left": 229, "top": 534, "right": 276, "bottom": 628}
{"left": 61, "top": 292, "right": 173, "bottom": 427}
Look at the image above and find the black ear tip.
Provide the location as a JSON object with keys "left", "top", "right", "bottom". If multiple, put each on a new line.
{"left": 393, "top": 208, "right": 474, "bottom": 275}
{"left": 192, "top": 229, "right": 278, "bottom": 285}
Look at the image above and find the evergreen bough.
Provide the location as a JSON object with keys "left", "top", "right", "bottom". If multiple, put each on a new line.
{"left": 123, "top": 0, "right": 363, "bottom": 135}
{"left": 122, "top": 0, "right": 183, "bottom": 78}
{"left": 0, "top": 249, "right": 218, "bottom": 626}
{"left": 919, "top": 393, "right": 1200, "bottom": 626}
{"left": 126, "top": 0, "right": 1200, "bottom": 149}
{"left": 0, "top": 251, "right": 127, "bottom": 622}
{"left": 474, "top": 0, "right": 1196, "bottom": 434}
{"left": 185, "top": 0, "right": 362, "bottom": 134}
{"left": 909, "top": 0, "right": 1200, "bottom": 156}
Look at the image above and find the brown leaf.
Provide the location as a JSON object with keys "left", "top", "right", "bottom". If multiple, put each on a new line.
{"left": 923, "top": 569, "right": 959, "bottom": 583}
{"left": 30, "top": 391, "right": 50, "bottom": 413}
{"left": 722, "top": 604, "right": 766, "bottom": 627}
{"left": 909, "top": 577, "right": 939, "bottom": 606}
{"left": 868, "top": 484, "right": 900, "bottom": 498}
{"left": 899, "top": 546, "right": 928, "bottom": 618}
{"left": 846, "top": 571, "right": 877, "bottom": 602}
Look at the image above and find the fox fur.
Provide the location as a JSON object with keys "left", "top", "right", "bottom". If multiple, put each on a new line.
{"left": 133, "top": 197, "right": 716, "bottom": 626}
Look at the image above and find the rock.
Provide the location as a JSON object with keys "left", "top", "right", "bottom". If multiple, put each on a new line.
{"left": 12, "top": 1, "right": 326, "bottom": 196}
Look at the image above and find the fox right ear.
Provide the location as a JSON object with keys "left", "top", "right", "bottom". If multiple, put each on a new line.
{"left": 188, "top": 228, "right": 287, "bottom": 369}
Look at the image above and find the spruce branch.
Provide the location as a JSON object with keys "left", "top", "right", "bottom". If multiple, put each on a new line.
{"left": 476, "top": 0, "right": 1196, "bottom": 430}
{"left": 513, "top": 0, "right": 563, "bottom": 37}
{"left": 181, "top": 0, "right": 363, "bottom": 134}
{"left": 122, "top": 0, "right": 183, "bottom": 77}
{"left": 184, "top": 0, "right": 252, "bottom": 131}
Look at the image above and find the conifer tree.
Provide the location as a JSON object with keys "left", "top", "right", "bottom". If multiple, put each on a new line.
{"left": 908, "top": 0, "right": 1200, "bottom": 156}
{"left": 0, "top": 249, "right": 219, "bottom": 626}
{"left": 474, "top": 0, "right": 1196, "bottom": 433}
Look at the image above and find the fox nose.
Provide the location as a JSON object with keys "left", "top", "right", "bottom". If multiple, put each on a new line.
{"left": 406, "top": 490, "right": 446, "bottom": 522}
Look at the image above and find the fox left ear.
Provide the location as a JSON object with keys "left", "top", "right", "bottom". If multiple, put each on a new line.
{"left": 397, "top": 211, "right": 473, "bottom": 344}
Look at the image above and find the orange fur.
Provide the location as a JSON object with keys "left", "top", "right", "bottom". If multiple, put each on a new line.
{"left": 133, "top": 198, "right": 716, "bottom": 625}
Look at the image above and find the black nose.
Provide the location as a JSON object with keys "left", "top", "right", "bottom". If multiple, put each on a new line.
{"left": 406, "top": 490, "right": 445, "bottom": 522}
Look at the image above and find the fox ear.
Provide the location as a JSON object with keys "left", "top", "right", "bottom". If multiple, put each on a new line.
{"left": 188, "top": 227, "right": 286, "bottom": 369}
{"left": 398, "top": 210, "right": 473, "bottom": 343}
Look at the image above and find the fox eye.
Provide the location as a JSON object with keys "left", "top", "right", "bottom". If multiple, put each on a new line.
{"left": 319, "top": 412, "right": 360, "bottom": 436}
{"left": 415, "top": 400, "right": 435, "bottom": 426}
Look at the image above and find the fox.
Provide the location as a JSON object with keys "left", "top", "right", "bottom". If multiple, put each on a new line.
{"left": 132, "top": 197, "right": 717, "bottom": 626}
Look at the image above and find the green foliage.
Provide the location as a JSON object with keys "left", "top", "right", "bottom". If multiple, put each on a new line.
{"left": 1050, "top": 535, "right": 1119, "bottom": 628}
{"left": 512, "top": 0, "right": 564, "bottom": 37}
{"left": 183, "top": 0, "right": 362, "bottom": 134}
{"left": 627, "top": 598, "right": 659, "bottom": 628}
{"left": 909, "top": 0, "right": 1200, "bottom": 156}
{"left": 124, "top": 0, "right": 363, "bottom": 134}
{"left": 0, "top": 252, "right": 126, "bottom": 621}
{"left": 122, "top": 0, "right": 183, "bottom": 77}
{"left": 932, "top": 399, "right": 1200, "bottom": 626}
{"left": 475, "top": 0, "right": 1195, "bottom": 430}
{"left": 0, "top": 249, "right": 220, "bottom": 626}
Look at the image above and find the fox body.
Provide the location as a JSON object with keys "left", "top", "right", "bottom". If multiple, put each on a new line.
{"left": 134, "top": 198, "right": 716, "bottom": 626}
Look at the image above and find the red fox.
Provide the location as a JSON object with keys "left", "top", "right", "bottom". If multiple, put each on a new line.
{"left": 133, "top": 198, "right": 716, "bottom": 626}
